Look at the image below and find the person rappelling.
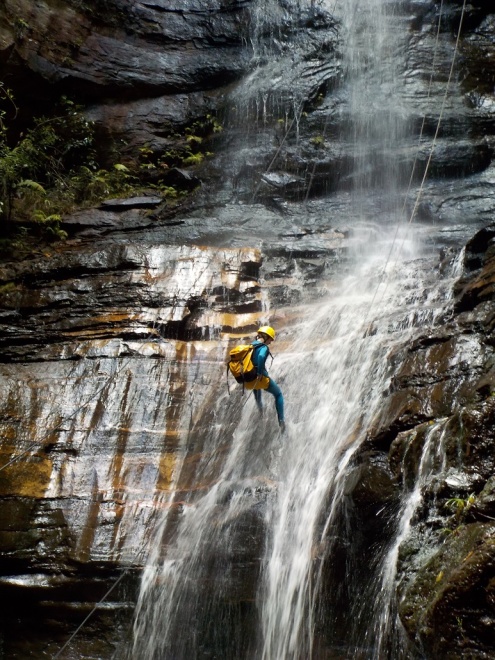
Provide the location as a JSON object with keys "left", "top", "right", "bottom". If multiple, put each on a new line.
{"left": 227, "top": 325, "right": 286, "bottom": 433}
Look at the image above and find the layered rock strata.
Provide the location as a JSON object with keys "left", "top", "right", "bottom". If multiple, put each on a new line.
{"left": 1, "top": 0, "right": 495, "bottom": 658}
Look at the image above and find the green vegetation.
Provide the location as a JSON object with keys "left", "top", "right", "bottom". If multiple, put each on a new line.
{"left": 439, "top": 492, "right": 477, "bottom": 537}
{"left": 310, "top": 135, "right": 325, "bottom": 148}
{"left": 443, "top": 493, "right": 476, "bottom": 533}
{"left": 182, "top": 152, "right": 204, "bottom": 166}
{"left": 138, "top": 114, "right": 221, "bottom": 173}
{"left": 0, "top": 281, "right": 17, "bottom": 294}
{"left": 13, "top": 18, "right": 29, "bottom": 40}
{"left": 0, "top": 85, "right": 222, "bottom": 256}
{"left": 0, "top": 91, "right": 102, "bottom": 245}
{"left": 445, "top": 493, "right": 476, "bottom": 518}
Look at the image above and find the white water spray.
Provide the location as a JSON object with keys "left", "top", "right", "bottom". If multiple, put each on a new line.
{"left": 130, "top": 0, "right": 462, "bottom": 657}
{"left": 258, "top": 222, "right": 449, "bottom": 659}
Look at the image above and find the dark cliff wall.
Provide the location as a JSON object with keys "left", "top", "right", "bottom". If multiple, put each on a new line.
{"left": 1, "top": 0, "right": 495, "bottom": 658}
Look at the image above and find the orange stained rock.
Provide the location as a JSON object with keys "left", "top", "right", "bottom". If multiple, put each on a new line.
{"left": 156, "top": 452, "right": 177, "bottom": 491}
{"left": 76, "top": 494, "right": 100, "bottom": 562}
{"left": 90, "top": 312, "right": 137, "bottom": 324}
{"left": 174, "top": 340, "right": 197, "bottom": 361}
{"left": 215, "top": 311, "right": 266, "bottom": 333}
{"left": 0, "top": 456, "right": 52, "bottom": 498}
{"left": 0, "top": 426, "right": 19, "bottom": 441}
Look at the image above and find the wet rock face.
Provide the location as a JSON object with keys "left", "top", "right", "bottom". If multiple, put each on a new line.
{"left": 0, "top": 239, "right": 270, "bottom": 655}
{"left": 0, "top": 0, "right": 252, "bottom": 96}
{"left": 0, "top": 207, "right": 343, "bottom": 656}
{"left": 398, "top": 522, "right": 495, "bottom": 660}
{"left": 358, "top": 224, "right": 495, "bottom": 658}
{"left": 0, "top": 242, "right": 265, "bottom": 357}
{"left": 0, "top": 0, "right": 342, "bottom": 181}
{"left": 0, "top": 0, "right": 253, "bottom": 160}
{"left": 1, "top": 0, "right": 495, "bottom": 658}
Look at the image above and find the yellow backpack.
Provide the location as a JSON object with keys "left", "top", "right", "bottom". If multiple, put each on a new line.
{"left": 226, "top": 343, "right": 271, "bottom": 393}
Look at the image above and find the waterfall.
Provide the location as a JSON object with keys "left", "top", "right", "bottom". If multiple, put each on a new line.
{"left": 130, "top": 0, "right": 460, "bottom": 657}
{"left": 257, "top": 3, "right": 409, "bottom": 656}
{"left": 258, "top": 233, "right": 466, "bottom": 659}
{"left": 340, "top": 0, "right": 408, "bottom": 197}
{"left": 259, "top": 229, "right": 420, "bottom": 659}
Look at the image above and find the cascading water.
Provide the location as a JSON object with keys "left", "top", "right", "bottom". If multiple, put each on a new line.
{"left": 259, "top": 230, "right": 422, "bottom": 659}
{"left": 359, "top": 417, "right": 453, "bottom": 660}
{"left": 257, "top": 234, "right": 468, "bottom": 660}
{"left": 131, "top": 0, "right": 461, "bottom": 658}
{"left": 340, "top": 0, "right": 408, "bottom": 196}
{"left": 259, "top": 1, "right": 417, "bottom": 654}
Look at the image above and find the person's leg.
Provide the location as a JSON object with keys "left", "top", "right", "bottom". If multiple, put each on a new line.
{"left": 253, "top": 388, "right": 263, "bottom": 414}
{"left": 266, "top": 379, "right": 284, "bottom": 424}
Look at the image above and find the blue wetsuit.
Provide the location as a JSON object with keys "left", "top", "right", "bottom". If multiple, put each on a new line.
{"left": 251, "top": 340, "right": 285, "bottom": 424}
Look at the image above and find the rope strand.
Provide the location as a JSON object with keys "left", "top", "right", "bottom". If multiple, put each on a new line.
{"left": 52, "top": 569, "right": 129, "bottom": 659}
{"left": 362, "top": 0, "right": 466, "bottom": 330}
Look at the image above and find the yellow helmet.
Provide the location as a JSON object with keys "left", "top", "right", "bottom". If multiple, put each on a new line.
{"left": 258, "top": 325, "right": 276, "bottom": 340}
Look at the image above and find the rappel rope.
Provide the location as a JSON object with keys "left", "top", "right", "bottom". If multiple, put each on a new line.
{"left": 242, "top": 390, "right": 254, "bottom": 407}
{"left": 52, "top": 568, "right": 129, "bottom": 659}
{"left": 251, "top": 113, "right": 299, "bottom": 202}
{"left": 403, "top": 0, "right": 467, "bottom": 228}
{"left": 362, "top": 0, "right": 466, "bottom": 333}
{"left": 0, "top": 251, "right": 216, "bottom": 475}
{"left": 6, "top": 0, "right": 469, "bottom": 654}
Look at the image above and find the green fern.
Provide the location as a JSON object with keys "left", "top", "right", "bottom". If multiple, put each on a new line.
{"left": 17, "top": 179, "right": 46, "bottom": 194}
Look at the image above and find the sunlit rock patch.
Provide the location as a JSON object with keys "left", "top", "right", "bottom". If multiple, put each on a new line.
{"left": 0, "top": 242, "right": 264, "bottom": 358}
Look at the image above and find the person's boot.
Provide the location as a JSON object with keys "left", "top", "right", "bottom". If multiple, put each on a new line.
{"left": 279, "top": 420, "right": 286, "bottom": 434}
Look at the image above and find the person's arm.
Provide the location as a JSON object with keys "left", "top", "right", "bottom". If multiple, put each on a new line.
{"left": 256, "top": 344, "right": 269, "bottom": 377}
